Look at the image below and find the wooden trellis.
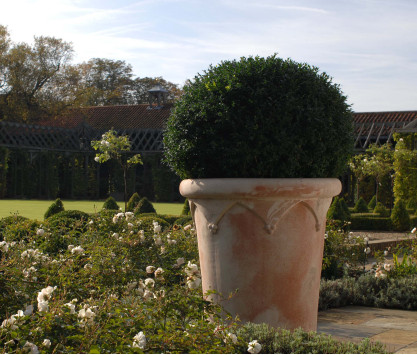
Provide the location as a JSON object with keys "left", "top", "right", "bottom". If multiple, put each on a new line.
{"left": 353, "top": 121, "right": 409, "bottom": 151}
{"left": 0, "top": 121, "right": 164, "bottom": 153}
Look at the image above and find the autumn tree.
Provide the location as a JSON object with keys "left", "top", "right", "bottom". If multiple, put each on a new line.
{"left": 129, "top": 76, "right": 183, "bottom": 104}
{"left": 0, "top": 26, "right": 73, "bottom": 121}
{"left": 0, "top": 26, "right": 182, "bottom": 122}
{"left": 72, "top": 58, "right": 134, "bottom": 106}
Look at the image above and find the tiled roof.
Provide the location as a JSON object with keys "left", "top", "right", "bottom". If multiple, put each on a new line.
{"left": 39, "top": 104, "right": 174, "bottom": 130}
{"left": 353, "top": 111, "right": 417, "bottom": 125}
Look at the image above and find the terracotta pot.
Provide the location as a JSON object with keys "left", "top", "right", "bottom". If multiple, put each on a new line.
{"left": 180, "top": 178, "right": 341, "bottom": 331}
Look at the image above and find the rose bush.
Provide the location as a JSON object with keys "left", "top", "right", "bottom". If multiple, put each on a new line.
{"left": 0, "top": 212, "right": 386, "bottom": 353}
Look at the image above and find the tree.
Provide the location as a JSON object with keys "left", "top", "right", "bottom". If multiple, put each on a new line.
{"left": 91, "top": 129, "right": 142, "bottom": 211}
{"left": 73, "top": 58, "right": 134, "bottom": 106}
{"left": 348, "top": 154, "right": 368, "bottom": 202}
{"left": 363, "top": 143, "right": 394, "bottom": 204}
{"left": 0, "top": 25, "right": 11, "bottom": 95}
{"left": 129, "top": 77, "right": 183, "bottom": 104}
{"left": 393, "top": 134, "right": 417, "bottom": 203}
{"left": 0, "top": 29, "right": 73, "bottom": 121}
{"left": 349, "top": 143, "right": 395, "bottom": 204}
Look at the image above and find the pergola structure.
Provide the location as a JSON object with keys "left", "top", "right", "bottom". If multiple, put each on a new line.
{"left": 353, "top": 111, "right": 417, "bottom": 151}
{"left": 0, "top": 105, "right": 170, "bottom": 154}
{"left": 0, "top": 87, "right": 176, "bottom": 200}
{"left": 1, "top": 109, "right": 416, "bottom": 155}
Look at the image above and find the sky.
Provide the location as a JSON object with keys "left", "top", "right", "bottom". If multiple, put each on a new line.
{"left": 1, "top": 0, "right": 417, "bottom": 112}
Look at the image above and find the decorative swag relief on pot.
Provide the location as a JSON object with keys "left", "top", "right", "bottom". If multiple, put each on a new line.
{"left": 180, "top": 178, "right": 341, "bottom": 331}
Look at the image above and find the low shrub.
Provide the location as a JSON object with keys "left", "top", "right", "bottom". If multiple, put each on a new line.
{"left": 235, "top": 323, "right": 386, "bottom": 354}
{"left": 319, "top": 274, "right": 417, "bottom": 311}
{"left": 327, "top": 197, "right": 349, "bottom": 222}
{"left": 0, "top": 215, "right": 29, "bottom": 237}
{"left": 353, "top": 197, "right": 368, "bottom": 213}
{"left": 44, "top": 198, "right": 65, "bottom": 219}
{"left": 350, "top": 215, "right": 393, "bottom": 231}
{"left": 0, "top": 218, "right": 40, "bottom": 243}
{"left": 45, "top": 210, "right": 91, "bottom": 235}
{"left": 322, "top": 224, "right": 366, "bottom": 280}
{"left": 134, "top": 197, "right": 156, "bottom": 214}
{"left": 102, "top": 196, "right": 120, "bottom": 210}
{"left": 137, "top": 216, "right": 170, "bottom": 232}
{"left": 136, "top": 214, "right": 181, "bottom": 226}
{"left": 126, "top": 192, "right": 141, "bottom": 212}
{"left": 46, "top": 210, "right": 90, "bottom": 222}
{"left": 407, "top": 197, "right": 417, "bottom": 212}
{"left": 391, "top": 199, "right": 411, "bottom": 231}
{"left": 174, "top": 216, "right": 194, "bottom": 226}
{"left": 373, "top": 202, "right": 390, "bottom": 217}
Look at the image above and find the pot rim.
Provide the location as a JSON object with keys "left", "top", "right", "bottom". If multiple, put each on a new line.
{"left": 180, "top": 178, "right": 341, "bottom": 200}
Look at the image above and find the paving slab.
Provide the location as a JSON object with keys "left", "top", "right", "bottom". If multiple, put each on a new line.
{"left": 318, "top": 306, "right": 417, "bottom": 354}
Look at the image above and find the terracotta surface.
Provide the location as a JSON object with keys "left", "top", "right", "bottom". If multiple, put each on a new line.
{"left": 180, "top": 178, "right": 341, "bottom": 331}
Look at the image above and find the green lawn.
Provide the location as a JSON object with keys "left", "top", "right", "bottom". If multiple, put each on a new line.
{"left": 0, "top": 199, "right": 183, "bottom": 221}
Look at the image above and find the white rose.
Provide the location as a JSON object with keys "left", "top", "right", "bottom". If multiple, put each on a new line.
{"left": 36, "top": 228, "right": 45, "bottom": 236}
{"left": 133, "top": 331, "right": 146, "bottom": 349}
{"left": 144, "top": 278, "right": 155, "bottom": 288}
{"left": 42, "top": 339, "right": 51, "bottom": 348}
{"left": 225, "top": 332, "right": 238, "bottom": 344}
{"left": 248, "top": 340, "right": 262, "bottom": 354}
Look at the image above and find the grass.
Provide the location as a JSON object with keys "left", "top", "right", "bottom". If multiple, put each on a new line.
{"left": 0, "top": 199, "right": 183, "bottom": 221}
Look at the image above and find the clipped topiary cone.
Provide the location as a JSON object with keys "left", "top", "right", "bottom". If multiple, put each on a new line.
{"left": 102, "top": 196, "right": 120, "bottom": 211}
{"left": 126, "top": 192, "right": 141, "bottom": 212}
{"left": 181, "top": 198, "right": 191, "bottom": 216}
{"left": 134, "top": 197, "right": 156, "bottom": 214}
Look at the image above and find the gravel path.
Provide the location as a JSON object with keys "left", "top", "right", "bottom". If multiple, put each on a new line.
{"left": 351, "top": 231, "right": 412, "bottom": 241}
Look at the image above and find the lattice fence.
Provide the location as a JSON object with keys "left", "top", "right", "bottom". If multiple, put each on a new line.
{"left": 0, "top": 121, "right": 164, "bottom": 153}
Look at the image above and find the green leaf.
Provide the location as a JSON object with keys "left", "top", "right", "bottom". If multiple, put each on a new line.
{"left": 89, "top": 345, "right": 101, "bottom": 354}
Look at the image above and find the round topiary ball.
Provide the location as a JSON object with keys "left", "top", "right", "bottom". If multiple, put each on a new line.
{"left": 164, "top": 55, "right": 353, "bottom": 179}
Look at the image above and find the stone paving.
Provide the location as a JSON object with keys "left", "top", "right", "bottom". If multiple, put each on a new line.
{"left": 318, "top": 306, "right": 417, "bottom": 354}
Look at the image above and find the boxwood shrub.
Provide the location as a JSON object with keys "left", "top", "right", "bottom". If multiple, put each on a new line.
{"left": 164, "top": 55, "right": 353, "bottom": 179}
{"left": 350, "top": 215, "right": 393, "bottom": 231}
{"left": 391, "top": 199, "right": 411, "bottom": 231}
{"left": 44, "top": 198, "right": 65, "bottom": 219}
{"left": 353, "top": 197, "right": 369, "bottom": 213}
